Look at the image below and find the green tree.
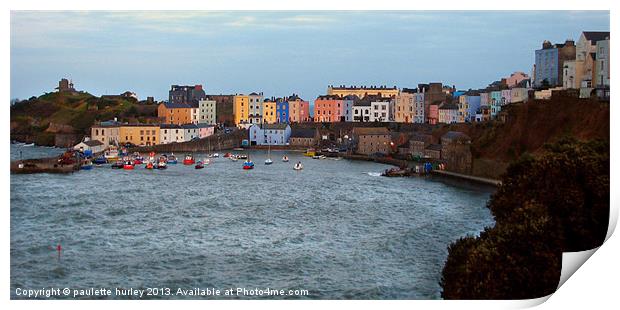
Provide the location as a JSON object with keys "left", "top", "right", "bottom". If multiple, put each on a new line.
{"left": 441, "top": 138, "right": 609, "bottom": 299}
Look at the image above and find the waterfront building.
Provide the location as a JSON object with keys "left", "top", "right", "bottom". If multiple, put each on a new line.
{"left": 489, "top": 91, "right": 503, "bottom": 118}
{"left": 504, "top": 72, "right": 530, "bottom": 88}
{"left": 169, "top": 85, "right": 206, "bottom": 105}
{"left": 262, "top": 98, "right": 277, "bottom": 124}
{"left": 248, "top": 92, "right": 264, "bottom": 125}
{"left": 369, "top": 97, "right": 395, "bottom": 122}
{"left": 275, "top": 98, "right": 289, "bottom": 123}
{"left": 289, "top": 128, "right": 319, "bottom": 147}
{"left": 314, "top": 95, "right": 343, "bottom": 122}
{"left": 501, "top": 89, "right": 512, "bottom": 105}
{"left": 441, "top": 131, "right": 472, "bottom": 174}
{"left": 327, "top": 85, "right": 399, "bottom": 99}
{"left": 409, "top": 133, "right": 433, "bottom": 158}
{"left": 159, "top": 124, "right": 183, "bottom": 144}
{"left": 181, "top": 124, "right": 199, "bottom": 141}
{"left": 424, "top": 144, "right": 442, "bottom": 159}
{"left": 90, "top": 120, "right": 121, "bottom": 148}
{"left": 458, "top": 92, "right": 481, "bottom": 123}
{"left": 534, "top": 39, "right": 576, "bottom": 87}
{"left": 352, "top": 127, "right": 391, "bottom": 155}
{"left": 395, "top": 89, "right": 416, "bottom": 123}
{"left": 208, "top": 94, "right": 234, "bottom": 126}
{"left": 248, "top": 123, "right": 291, "bottom": 146}
{"left": 352, "top": 100, "right": 371, "bottom": 122}
{"left": 438, "top": 103, "right": 459, "bottom": 124}
{"left": 198, "top": 99, "right": 217, "bottom": 125}
{"left": 190, "top": 104, "right": 200, "bottom": 124}
{"left": 287, "top": 94, "right": 310, "bottom": 123}
{"left": 158, "top": 102, "right": 192, "bottom": 125}
{"left": 427, "top": 104, "right": 439, "bottom": 125}
{"left": 233, "top": 94, "right": 250, "bottom": 126}
{"left": 73, "top": 138, "right": 105, "bottom": 154}
{"left": 119, "top": 124, "right": 160, "bottom": 146}
{"left": 197, "top": 123, "right": 215, "bottom": 139}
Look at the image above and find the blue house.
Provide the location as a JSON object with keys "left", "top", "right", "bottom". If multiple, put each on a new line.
{"left": 248, "top": 123, "right": 291, "bottom": 146}
{"left": 275, "top": 98, "right": 289, "bottom": 123}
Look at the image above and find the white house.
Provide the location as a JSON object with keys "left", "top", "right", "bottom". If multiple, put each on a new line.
{"left": 182, "top": 124, "right": 199, "bottom": 141}
{"left": 73, "top": 138, "right": 105, "bottom": 154}
{"left": 249, "top": 123, "right": 291, "bottom": 146}
{"left": 160, "top": 124, "right": 184, "bottom": 144}
{"left": 198, "top": 99, "right": 217, "bottom": 125}
{"left": 370, "top": 99, "right": 394, "bottom": 122}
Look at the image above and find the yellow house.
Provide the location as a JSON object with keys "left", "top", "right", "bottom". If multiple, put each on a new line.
{"left": 233, "top": 95, "right": 249, "bottom": 125}
{"left": 262, "top": 98, "right": 277, "bottom": 124}
{"left": 119, "top": 124, "right": 161, "bottom": 146}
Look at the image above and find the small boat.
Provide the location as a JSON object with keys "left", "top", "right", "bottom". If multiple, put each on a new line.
{"left": 303, "top": 149, "right": 316, "bottom": 157}
{"left": 230, "top": 156, "right": 239, "bottom": 162}
{"left": 168, "top": 153, "right": 178, "bottom": 164}
{"left": 133, "top": 158, "right": 143, "bottom": 165}
{"left": 111, "top": 161, "right": 124, "bottom": 169}
{"left": 212, "top": 153, "right": 220, "bottom": 158}
{"left": 237, "top": 154, "right": 248, "bottom": 159}
{"left": 93, "top": 156, "right": 107, "bottom": 165}
{"left": 195, "top": 161, "right": 205, "bottom": 169}
{"left": 265, "top": 144, "right": 273, "bottom": 165}
{"left": 203, "top": 158, "right": 210, "bottom": 165}
{"left": 293, "top": 162, "right": 304, "bottom": 170}
{"left": 157, "top": 157, "right": 168, "bottom": 169}
{"left": 183, "top": 154, "right": 195, "bottom": 165}
{"left": 104, "top": 147, "right": 119, "bottom": 162}
{"left": 148, "top": 151, "right": 156, "bottom": 163}
{"left": 312, "top": 155, "right": 327, "bottom": 160}
{"left": 265, "top": 158, "right": 273, "bottom": 165}
{"left": 23, "top": 143, "right": 35, "bottom": 147}
{"left": 133, "top": 152, "right": 144, "bottom": 161}
{"left": 243, "top": 155, "right": 254, "bottom": 170}
{"left": 145, "top": 161, "right": 154, "bottom": 169}
{"left": 282, "top": 155, "right": 289, "bottom": 162}
{"left": 81, "top": 160, "right": 93, "bottom": 170}
{"left": 123, "top": 160, "right": 134, "bottom": 170}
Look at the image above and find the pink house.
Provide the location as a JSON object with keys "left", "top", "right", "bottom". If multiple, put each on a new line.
{"left": 504, "top": 72, "right": 530, "bottom": 88}
{"left": 197, "top": 124, "right": 214, "bottom": 139}
{"left": 314, "top": 95, "right": 343, "bottom": 122}
{"left": 288, "top": 95, "right": 311, "bottom": 123}
{"left": 428, "top": 104, "right": 439, "bottom": 124}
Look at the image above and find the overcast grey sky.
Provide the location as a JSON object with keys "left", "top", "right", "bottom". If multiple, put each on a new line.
{"left": 10, "top": 11, "right": 610, "bottom": 101}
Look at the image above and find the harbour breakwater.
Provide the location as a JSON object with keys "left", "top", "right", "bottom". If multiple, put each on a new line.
{"left": 129, "top": 130, "right": 246, "bottom": 154}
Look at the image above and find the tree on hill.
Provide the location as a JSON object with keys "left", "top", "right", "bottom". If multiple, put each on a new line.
{"left": 441, "top": 138, "right": 609, "bottom": 299}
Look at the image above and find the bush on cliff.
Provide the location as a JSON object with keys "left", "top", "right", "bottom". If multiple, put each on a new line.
{"left": 441, "top": 138, "right": 609, "bottom": 299}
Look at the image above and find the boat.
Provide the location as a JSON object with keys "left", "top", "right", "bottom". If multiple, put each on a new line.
{"left": 237, "top": 154, "right": 248, "bottom": 159}
{"left": 93, "top": 156, "right": 107, "bottom": 165}
{"left": 145, "top": 161, "right": 154, "bottom": 169}
{"left": 147, "top": 151, "right": 156, "bottom": 163}
{"left": 243, "top": 155, "right": 254, "bottom": 170}
{"left": 195, "top": 161, "right": 205, "bottom": 169}
{"left": 111, "top": 161, "right": 124, "bottom": 169}
{"left": 303, "top": 149, "right": 316, "bottom": 157}
{"left": 183, "top": 154, "right": 195, "bottom": 165}
{"left": 23, "top": 143, "right": 34, "bottom": 147}
{"left": 133, "top": 158, "right": 143, "bottom": 165}
{"left": 133, "top": 152, "right": 144, "bottom": 161}
{"left": 157, "top": 156, "right": 168, "bottom": 169}
{"left": 212, "top": 153, "right": 220, "bottom": 158}
{"left": 168, "top": 153, "right": 178, "bottom": 164}
{"left": 381, "top": 167, "right": 412, "bottom": 177}
{"left": 230, "top": 156, "right": 239, "bottom": 162}
{"left": 312, "top": 155, "right": 326, "bottom": 159}
{"left": 265, "top": 143, "right": 273, "bottom": 165}
{"left": 282, "top": 155, "right": 289, "bottom": 162}
{"left": 104, "top": 146, "right": 119, "bottom": 162}
{"left": 123, "top": 160, "right": 134, "bottom": 170}
{"left": 223, "top": 152, "right": 232, "bottom": 158}
{"left": 293, "top": 162, "right": 304, "bottom": 170}
{"left": 81, "top": 159, "right": 93, "bottom": 170}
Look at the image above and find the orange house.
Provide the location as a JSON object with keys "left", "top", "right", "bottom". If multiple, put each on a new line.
{"left": 158, "top": 102, "right": 192, "bottom": 125}
{"left": 314, "top": 95, "right": 343, "bottom": 122}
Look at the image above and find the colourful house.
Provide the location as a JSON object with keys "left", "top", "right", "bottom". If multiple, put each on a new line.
{"left": 119, "top": 124, "right": 160, "bottom": 146}
{"left": 287, "top": 94, "right": 310, "bottom": 123}
{"left": 248, "top": 92, "right": 264, "bottom": 125}
{"left": 197, "top": 123, "right": 215, "bottom": 139}
{"left": 233, "top": 94, "right": 250, "bottom": 126}
{"left": 158, "top": 102, "right": 192, "bottom": 125}
{"left": 248, "top": 123, "right": 291, "bottom": 146}
{"left": 275, "top": 98, "right": 289, "bottom": 123}
{"left": 428, "top": 104, "right": 439, "bottom": 124}
{"left": 314, "top": 95, "right": 343, "bottom": 122}
{"left": 489, "top": 91, "right": 503, "bottom": 117}
{"left": 262, "top": 98, "right": 277, "bottom": 124}
{"left": 438, "top": 103, "right": 459, "bottom": 124}
{"left": 458, "top": 92, "right": 481, "bottom": 122}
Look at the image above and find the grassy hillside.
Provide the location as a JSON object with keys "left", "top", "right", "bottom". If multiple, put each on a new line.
{"left": 10, "top": 91, "right": 158, "bottom": 146}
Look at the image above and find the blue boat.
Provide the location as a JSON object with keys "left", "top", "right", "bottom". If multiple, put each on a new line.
{"left": 243, "top": 160, "right": 254, "bottom": 170}
{"left": 81, "top": 160, "right": 93, "bottom": 170}
{"left": 167, "top": 153, "right": 178, "bottom": 164}
{"left": 93, "top": 156, "right": 107, "bottom": 165}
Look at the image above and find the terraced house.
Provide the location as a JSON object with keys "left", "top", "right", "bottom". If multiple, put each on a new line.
{"left": 158, "top": 102, "right": 192, "bottom": 125}
{"left": 119, "top": 124, "right": 160, "bottom": 146}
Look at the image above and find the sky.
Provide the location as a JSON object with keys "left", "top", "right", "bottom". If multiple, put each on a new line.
{"left": 10, "top": 11, "right": 610, "bottom": 102}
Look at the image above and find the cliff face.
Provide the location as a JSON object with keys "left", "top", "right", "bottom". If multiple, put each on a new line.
{"left": 10, "top": 91, "right": 157, "bottom": 147}
{"left": 433, "top": 97, "right": 609, "bottom": 178}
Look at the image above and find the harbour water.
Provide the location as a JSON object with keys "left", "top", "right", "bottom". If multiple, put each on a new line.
{"left": 10, "top": 144, "right": 496, "bottom": 299}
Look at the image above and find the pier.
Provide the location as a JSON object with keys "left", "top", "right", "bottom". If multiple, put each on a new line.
{"left": 431, "top": 169, "right": 502, "bottom": 186}
{"left": 10, "top": 157, "right": 80, "bottom": 174}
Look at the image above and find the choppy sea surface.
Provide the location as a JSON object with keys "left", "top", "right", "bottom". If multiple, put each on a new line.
{"left": 10, "top": 144, "right": 495, "bottom": 299}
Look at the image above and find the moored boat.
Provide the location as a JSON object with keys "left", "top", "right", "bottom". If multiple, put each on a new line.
{"left": 282, "top": 155, "right": 289, "bottom": 162}
{"left": 104, "top": 146, "right": 119, "bottom": 162}
{"left": 93, "top": 156, "right": 107, "bottom": 165}
{"left": 303, "top": 149, "right": 316, "bottom": 157}
{"left": 81, "top": 159, "right": 93, "bottom": 170}
{"left": 111, "top": 161, "right": 124, "bottom": 169}
{"left": 195, "top": 161, "right": 205, "bottom": 169}
{"left": 243, "top": 155, "right": 254, "bottom": 170}
{"left": 168, "top": 153, "right": 178, "bottom": 164}
{"left": 293, "top": 161, "right": 304, "bottom": 170}
{"left": 265, "top": 158, "right": 273, "bottom": 165}
{"left": 145, "top": 161, "right": 154, "bottom": 169}
{"left": 183, "top": 154, "right": 195, "bottom": 165}
{"left": 123, "top": 160, "right": 134, "bottom": 170}
{"left": 223, "top": 152, "right": 232, "bottom": 158}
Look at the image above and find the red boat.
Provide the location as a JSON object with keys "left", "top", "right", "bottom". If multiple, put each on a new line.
{"left": 183, "top": 154, "right": 195, "bottom": 165}
{"left": 145, "top": 162, "right": 154, "bottom": 169}
{"left": 223, "top": 152, "right": 232, "bottom": 158}
{"left": 123, "top": 161, "right": 134, "bottom": 170}
{"left": 134, "top": 159, "right": 143, "bottom": 165}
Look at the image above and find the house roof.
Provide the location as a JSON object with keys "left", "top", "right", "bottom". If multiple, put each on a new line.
{"left": 161, "top": 102, "right": 192, "bottom": 109}
{"left": 583, "top": 31, "right": 610, "bottom": 43}
{"left": 439, "top": 103, "right": 459, "bottom": 110}
{"left": 262, "top": 123, "right": 289, "bottom": 130}
{"left": 316, "top": 94, "right": 343, "bottom": 100}
{"left": 352, "top": 127, "right": 390, "bottom": 136}
{"left": 442, "top": 131, "right": 471, "bottom": 141}
{"left": 181, "top": 124, "right": 198, "bottom": 129}
{"left": 84, "top": 140, "right": 104, "bottom": 147}
{"left": 290, "top": 128, "right": 317, "bottom": 138}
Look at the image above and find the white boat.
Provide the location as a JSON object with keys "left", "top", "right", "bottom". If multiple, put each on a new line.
{"left": 203, "top": 158, "right": 210, "bottom": 165}
{"left": 230, "top": 156, "right": 238, "bottom": 162}
{"left": 23, "top": 143, "right": 34, "bottom": 147}
{"left": 265, "top": 142, "right": 273, "bottom": 165}
{"left": 265, "top": 158, "right": 273, "bottom": 165}
{"left": 282, "top": 155, "right": 289, "bottom": 162}
{"left": 212, "top": 153, "right": 219, "bottom": 158}
{"left": 293, "top": 162, "right": 303, "bottom": 170}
